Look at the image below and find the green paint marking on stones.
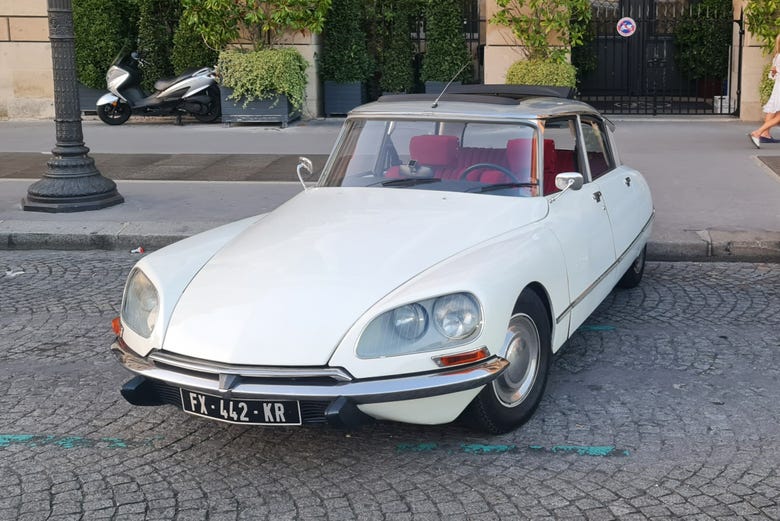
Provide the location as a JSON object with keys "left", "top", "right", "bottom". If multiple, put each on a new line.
{"left": 461, "top": 443, "right": 516, "bottom": 454}
{"left": 396, "top": 442, "right": 439, "bottom": 452}
{"left": 0, "top": 434, "right": 149, "bottom": 450}
{"left": 549, "top": 445, "right": 621, "bottom": 456}
{"left": 579, "top": 324, "right": 615, "bottom": 331}
{"left": 397, "top": 442, "right": 628, "bottom": 457}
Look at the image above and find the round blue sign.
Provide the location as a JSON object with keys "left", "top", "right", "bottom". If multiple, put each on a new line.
{"left": 616, "top": 17, "right": 637, "bottom": 37}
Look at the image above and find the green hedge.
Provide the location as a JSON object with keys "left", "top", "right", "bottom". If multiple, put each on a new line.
{"left": 420, "top": 0, "right": 471, "bottom": 83}
{"left": 505, "top": 60, "right": 577, "bottom": 88}
{"left": 171, "top": 18, "right": 218, "bottom": 74}
{"left": 73, "top": 0, "right": 137, "bottom": 89}
{"left": 218, "top": 49, "right": 309, "bottom": 110}
{"left": 673, "top": 0, "right": 732, "bottom": 80}
{"left": 379, "top": 0, "right": 417, "bottom": 93}
{"left": 136, "top": 0, "right": 181, "bottom": 91}
{"left": 320, "top": 0, "right": 371, "bottom": 83}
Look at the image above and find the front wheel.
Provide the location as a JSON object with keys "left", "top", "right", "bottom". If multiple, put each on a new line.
{"left": 97, "top": 101, "right": 131, "bottom": 125}
{"left": 194, "top": 85, "right": 221, "bottom": 123}
{"left": 464, "top": 290, "right": 551, "bottom": 434}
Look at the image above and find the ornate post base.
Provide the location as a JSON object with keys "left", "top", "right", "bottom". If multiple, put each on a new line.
{"left": 24, "top": 0, "right": 123, "bottom": 213}
{"left": 22, "top": 144, "right": 124, "bottom": 213}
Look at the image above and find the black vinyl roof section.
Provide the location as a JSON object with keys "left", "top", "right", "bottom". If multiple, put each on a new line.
{"left": 377, "top": 84, "right": 577, "bottom": 106}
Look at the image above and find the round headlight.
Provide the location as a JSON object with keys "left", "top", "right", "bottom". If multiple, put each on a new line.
{"left": 433, "top": 293, "right": 480, "bottom": 339}
{"left": 392, "top": 303, "right": 428, "bottom": 340}
{"left": 122, "top": 269, "right": 159, "bottom": 338}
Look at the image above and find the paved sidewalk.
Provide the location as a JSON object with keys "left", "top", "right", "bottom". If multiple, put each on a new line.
{"left": 0, "top": 117, "right": 778, "bottom": 260}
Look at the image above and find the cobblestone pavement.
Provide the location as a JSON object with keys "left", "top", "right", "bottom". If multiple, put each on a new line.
{"left": 1, "top": 252, "right": 779, "bottom": 521}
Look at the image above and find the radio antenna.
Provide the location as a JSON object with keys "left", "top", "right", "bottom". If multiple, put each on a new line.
{"left": 432, "top": 61, "right": 471, "bottom": 109}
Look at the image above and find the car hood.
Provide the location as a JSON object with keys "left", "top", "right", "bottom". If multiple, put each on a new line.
{"left": 162, "top": 187, "right": 548, "bottom": 366}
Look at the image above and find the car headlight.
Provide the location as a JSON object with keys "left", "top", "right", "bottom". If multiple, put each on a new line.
{"left": 357, "top": 292, "right": 481, "bottom": 359}
{"left": 121, "top": 268, "right": 159, "bottom": 338}
{"left": 432, "top": 293, "right": 481, "bottom": 339}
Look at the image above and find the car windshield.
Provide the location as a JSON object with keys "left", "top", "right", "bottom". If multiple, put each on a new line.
{"left": 320, "top": 118, "right": 541, "bottom": 197}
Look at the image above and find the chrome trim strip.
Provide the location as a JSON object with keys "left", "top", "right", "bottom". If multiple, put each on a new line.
{"left": 555, "top": 211, "right": 654, "bottom": 324}
{"left": 112, "top": 341, "right": 508, "bottom": 404}
{"left": 149, "top": 350, "right": 354, "bottom": 382}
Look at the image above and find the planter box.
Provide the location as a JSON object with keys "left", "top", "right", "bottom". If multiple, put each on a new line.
{"left": 79, "top": 83, "right": 107, "bottom": 115}
{"left": 323, "top": 81, "right": 366, "bottom": 116}
{"left": 219, "top": 86, "right": 300, "bottom": 128}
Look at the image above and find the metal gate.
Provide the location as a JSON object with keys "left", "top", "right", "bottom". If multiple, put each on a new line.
{"left": 575, "top": 0, "right": 742, "bottom": 115}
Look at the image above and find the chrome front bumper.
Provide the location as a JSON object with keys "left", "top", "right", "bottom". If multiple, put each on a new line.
{"left": 111, "top": 340, "right": 509, "bottom": 405}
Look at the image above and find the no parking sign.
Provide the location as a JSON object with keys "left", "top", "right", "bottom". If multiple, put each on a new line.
{"left": 616, "top": 17, "right": 637, "bottom": 37}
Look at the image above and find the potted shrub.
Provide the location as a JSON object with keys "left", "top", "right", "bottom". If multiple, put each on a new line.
{"left": 73, "top": 0, "right": 137, "bottom": 113}
{"left": 492, "top": 0, "right": 590, "bottom": 88}
{"left": 379, "top": 0, "right": 417, "bottom": 94}
{"left": 505, "top": 59, "right": 577, "bottom": 89}
{"left": 673, "top": 0, "right": 732, "bottom": 98}
{"left": 181, "top": 0, "right": 328, "bottom": 124}
{"left": 320, "top": 0, "right": 372, "bottom": 115}
{"left": 217, "top": 48, "right": 308, "bottom": 127}
{"left": 420, "top": 0, "right": 471, "bottom": 93}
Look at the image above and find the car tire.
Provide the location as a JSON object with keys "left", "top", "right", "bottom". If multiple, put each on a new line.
{"left": 464, "top": 290, "right": 551, "bottom": 434}
{"left": 616, "top": 244, "right": 646, "bottom": 289}
{"left": 97, "top": 101, "right": 131, "bottom": 125}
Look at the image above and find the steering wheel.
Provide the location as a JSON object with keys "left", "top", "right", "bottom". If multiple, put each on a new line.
{"left": 458, "top": 163, "right": 521, "bottom": 183}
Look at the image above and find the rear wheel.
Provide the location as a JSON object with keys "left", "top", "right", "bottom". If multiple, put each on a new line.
{"left": 97, "top": 101, "right": 131, "bottom": 125}
{"left": 464, "top": 290, "right": 551, "bottom": 434}
{"left": 617, "top": 244, "right": 646, "bottom": 289}
{"left": 194, "top": 85, "right": 221, "bottom": 123}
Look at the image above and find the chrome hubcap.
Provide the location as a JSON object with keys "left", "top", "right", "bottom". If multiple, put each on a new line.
{"left": 493, "top": 314, "right": 540, "bottom": 407}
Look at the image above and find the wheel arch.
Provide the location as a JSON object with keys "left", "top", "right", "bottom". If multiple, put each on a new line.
{"left": 514, "top": 282, "right": 553, "bottom": 336}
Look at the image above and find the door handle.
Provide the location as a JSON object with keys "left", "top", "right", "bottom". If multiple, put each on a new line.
{"left": 624, "top": 176, "right": 631, "bottom": 187}
{"left": 593, "top": 191, "right": 602, "bottom": 203}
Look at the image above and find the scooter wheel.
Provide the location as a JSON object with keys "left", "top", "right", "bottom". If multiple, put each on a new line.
{"left": 194, "top": 85, "right": 222, "bottom": 123}
{"left": 98, "top": 101, "right": 131, "bottom": 125}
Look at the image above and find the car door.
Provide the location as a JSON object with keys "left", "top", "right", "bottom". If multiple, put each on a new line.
{"left": 581, "top": 116, "right": 653, "bottom": 261}
{"left": 542, "top": 117, "right": 617, "bottom": 333}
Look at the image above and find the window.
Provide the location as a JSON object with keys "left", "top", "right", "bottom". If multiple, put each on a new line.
{"left": 580, "top": 118, "right": 614, "bottom": 180}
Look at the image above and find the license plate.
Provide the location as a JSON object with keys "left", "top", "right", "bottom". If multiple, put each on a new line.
{"left": 180, "top": 389, "right": 302, "bottom": 426}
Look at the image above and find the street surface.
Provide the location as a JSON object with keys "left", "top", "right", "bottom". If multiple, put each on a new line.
{"left": 1, "top": 251, "right": 779, "bottom": 520}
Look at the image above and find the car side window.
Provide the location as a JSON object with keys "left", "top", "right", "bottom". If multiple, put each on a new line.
{"left": 580, "top": 118, "right": 614, "bottom": 180}
{"left": 541, "top": 118, "right": 581, "bottom": 195}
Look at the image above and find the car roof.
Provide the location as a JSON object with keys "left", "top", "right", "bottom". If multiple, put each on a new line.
{"left": 349, "top": 86, "right": 604, "bottom": 121}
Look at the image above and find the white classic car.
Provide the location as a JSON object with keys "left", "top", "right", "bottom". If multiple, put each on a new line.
{"left": 112, "top": 87, "right": 653, "bottom": 433}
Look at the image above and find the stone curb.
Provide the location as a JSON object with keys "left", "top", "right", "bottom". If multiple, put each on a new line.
{"left": 3, "top": 231, "right": 779, "bottom": 263}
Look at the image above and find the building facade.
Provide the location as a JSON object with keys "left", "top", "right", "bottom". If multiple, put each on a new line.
{"left": 0, "top": 0, "right": 768, "bottom": 121}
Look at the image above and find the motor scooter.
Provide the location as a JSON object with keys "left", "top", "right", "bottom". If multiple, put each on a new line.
{"left": 96, "top": 51, "right": 221, "bottom": 125}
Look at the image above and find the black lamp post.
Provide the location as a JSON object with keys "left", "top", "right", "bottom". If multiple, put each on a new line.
{"left": 22, "top": 0, "right": 123, "bottom": 213}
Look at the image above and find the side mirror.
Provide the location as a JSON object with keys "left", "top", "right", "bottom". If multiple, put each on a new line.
{"left": 131, "top": 51, "right": 140, "bottom": 61}
{"left": 554, "top": 172, "right": 584, "bottom": 192}
{"left": 296, "top": 156, "right": 315, "bottom": 190}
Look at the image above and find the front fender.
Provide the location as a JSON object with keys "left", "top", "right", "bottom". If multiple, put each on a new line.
{"left": 328, "top": 221, "right": 570, "bottom": 379}
{"left": 96, "top": 92, "right": 120, "bottom": 106}
{"left": 119, "top": 214, "right": 267, "bottom": 357}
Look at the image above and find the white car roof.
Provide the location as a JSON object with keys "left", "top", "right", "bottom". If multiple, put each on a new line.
{"left": 349, "top": 94, "right": 603, "bottom": 122}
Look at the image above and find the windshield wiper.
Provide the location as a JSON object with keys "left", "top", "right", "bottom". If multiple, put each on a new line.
{"left": 377, "top": 177, "right": 442, "bottom": 187}
{"left": 474, "top": 182, "right": 536, "bottom": 194}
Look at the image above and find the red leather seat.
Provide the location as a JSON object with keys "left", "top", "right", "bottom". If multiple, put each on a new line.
{"left": 542, "top": 140, "right": 559, "bottom": 195}
{"left": 409, "top": 135, "right": 460, "bottom": 179}
{"left": 506, "top": 138, "right": 534, "bottom": 184}
{"left": 386, "top": 135, "right": 460, "bottom": 179}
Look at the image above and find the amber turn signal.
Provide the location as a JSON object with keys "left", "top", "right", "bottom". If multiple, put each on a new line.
{"left": 433, "top": 347, "right": 489, "bottom": 367}
{"left": 111, "top": 317, "right": 122, "bottom": 336}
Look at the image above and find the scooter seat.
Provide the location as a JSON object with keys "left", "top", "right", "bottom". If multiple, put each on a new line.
{"left": 154, "top": 68, "right": 201, "bottom": 92}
